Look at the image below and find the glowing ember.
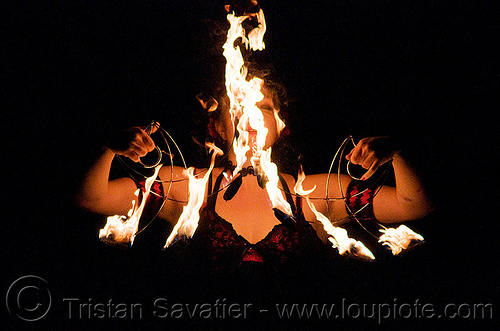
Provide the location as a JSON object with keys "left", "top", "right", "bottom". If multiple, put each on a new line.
{"left": 379, "top": 225, "right": 424, "bottom": 255}
{"left": 99, "top": 165, "right": 162, "bottom": 246}
{"left": 164, "top": 143, "right": 223, "bottom": 248}
{"left": 294, "top": 166, "right": 375, "bottom": 260}
{"left": 223, "top": 8, "right": 293, "bottom": 218}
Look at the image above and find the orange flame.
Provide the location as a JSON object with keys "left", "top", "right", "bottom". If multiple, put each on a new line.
{"left": 223, "top": 8, "right": 293, "bottom": 217}
{"left": 247, "top": 9, "right": 266, "bottom": 51}
{"left": 99, "top": 165, "right": 162, "bottom": 246}
{"left": 260, "top": 149, "right": 292, "bottom": 216}
{"left": 294, "top": 166, "right": 375, "bottom": 260}
{"left": 164, "top": 143, "right": 223, "bottom": 248}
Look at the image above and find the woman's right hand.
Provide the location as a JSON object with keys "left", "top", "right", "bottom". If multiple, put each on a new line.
{"left": 106, "top": 124, "right": 158, "bottom": 163}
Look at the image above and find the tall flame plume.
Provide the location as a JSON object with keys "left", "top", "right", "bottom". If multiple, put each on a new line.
{"left": 223, "top": 8, "right": 292, "bottom": 218}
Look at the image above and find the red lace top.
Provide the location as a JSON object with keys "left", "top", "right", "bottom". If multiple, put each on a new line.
{"left": 179, "top": 170, "right": 329, "bottom": 277}
{"left": 132, "top": 171, "right": 377, "bottom": 276}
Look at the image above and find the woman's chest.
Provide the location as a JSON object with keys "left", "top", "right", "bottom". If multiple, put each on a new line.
{"left": 214, "top": 179, "right": 281, "bottom": 244}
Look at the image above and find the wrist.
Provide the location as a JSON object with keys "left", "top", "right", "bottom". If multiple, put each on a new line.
{"left": 101, "top": 147, "right": 118, "bottom": 159}
{"left": 391, "top": 150, "right": 408, "bottom": 169}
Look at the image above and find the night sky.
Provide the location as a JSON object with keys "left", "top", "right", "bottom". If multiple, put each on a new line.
{"left": 3, "top": 0, "right": 498, "bottom": 329}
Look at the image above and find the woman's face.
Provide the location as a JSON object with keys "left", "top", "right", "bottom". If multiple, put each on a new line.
{"left": 216, "top": 88, "right": 281, "bottom": 150}
{"left": 255, "top": 92, "right": 279, "bottom": 149}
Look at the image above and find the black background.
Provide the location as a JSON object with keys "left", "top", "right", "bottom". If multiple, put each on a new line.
{"left": 2, "top": 0, "right": 498, "bottom": 329}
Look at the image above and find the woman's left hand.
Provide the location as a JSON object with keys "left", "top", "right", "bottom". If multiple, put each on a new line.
{"left": 345, "top": 136, "right": 400, "bottom": 180}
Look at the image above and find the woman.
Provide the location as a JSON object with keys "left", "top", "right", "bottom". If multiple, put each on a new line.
{"left": 77, "top": 83, "right": 433, "bottom": 280}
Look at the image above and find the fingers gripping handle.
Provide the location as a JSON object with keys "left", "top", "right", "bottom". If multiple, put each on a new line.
{"left": 139, "top": 146, "right": 162, "bottom": 168}
{"left": 346, "top": 160, "right": 366, "bottom": 181}
{"left": 139, "top": 121, "right": 162, "bottom": 168}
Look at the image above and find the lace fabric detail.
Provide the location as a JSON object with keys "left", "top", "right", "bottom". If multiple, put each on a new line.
{"left": 345, "top": 180, "right": 376, "bottom": 221}
{"left": 133, "top": 170, "right": 329, "bottom": 275}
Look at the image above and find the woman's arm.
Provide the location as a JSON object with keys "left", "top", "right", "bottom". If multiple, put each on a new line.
{"left": 369, "top": 151, "right": 434, "bottom": 223}
{"left": 76, "top": 124, "right": 188, "bottom": 222}
{"left": 346, "top": 136, "right": 434, "bottom": 223}
{"left": 301, "top": 136, "right": 434, "bottom": 225}
{"left": 77, "top": 147, "right": 141, "bottom": 215}
{"left": 77, "top": 125, "right": 156, "bottom": 215}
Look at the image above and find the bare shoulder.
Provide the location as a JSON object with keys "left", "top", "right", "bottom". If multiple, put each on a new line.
{"left": 156, "top": 165, "right": 191, "bottom": 223}
{"left": 157, "top": 165, "right": 214, "bottom": 195}
{"left": 158, "top": 165, "right": 189, "bottom": 181}
{"left": 278, "top": 171, "right": 353, "bottom": 197}
{"left": 301, "top": 172, "right": 352, "bottom": 197}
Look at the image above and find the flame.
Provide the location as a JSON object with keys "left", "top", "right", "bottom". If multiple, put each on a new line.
{"left": 379, "top": 224, "right": 424, "bottom": 255}
{"left": 274, "top": 108, "right": 286, "bottom": 135}
{"left": 247, "top": 9, "right": 266, "bottom": 51}
{"left": 223, "top": 8, "right": 293, "bottom": 218}
{"left": 99, "top": 165, "right": 162, "bottom": 246}
{"left": 294, "top": 166, "right": 375, "bottom": 260}
{"left": 164, "top": 143, "right": 223, "bottom": 248}
{"left": 259, "top": 149, "right": 292, "bottom": 216}
{"left": 196, "top": 93, "right": 218, "bottom": 112}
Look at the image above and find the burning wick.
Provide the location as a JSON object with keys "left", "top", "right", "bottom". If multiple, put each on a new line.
{"left": 99, "top": 165, "right": 162, "bottom": 247}
{"left": 379, "top": 225, "right": 424, "bottom": 255}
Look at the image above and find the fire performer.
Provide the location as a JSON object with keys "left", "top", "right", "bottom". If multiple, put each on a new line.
{"left": 77, "top": 92, "right": 433, "bottom": 257}
{"left": 76, "top": 2, "right": 433, "bottom": 293}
